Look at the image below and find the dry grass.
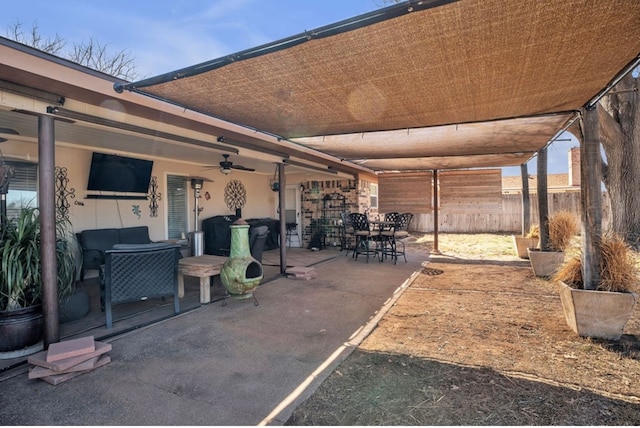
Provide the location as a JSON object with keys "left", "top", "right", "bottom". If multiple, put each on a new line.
{"left": 525, "top": 224, "right": 540, "bottom": 239}
{"left": 555, "top": 234, "right": 640, "bottom": 293}
{"left": 287, "top": 233, "right": 640, "bottom": 426}
{"left": 548, "top": 210, "right": 579, "bottom": 251}
{"left": 411, "top": 233, "right": 516, "bottom": 260}
{"left": 553, "top": 249, "right": 583, "bottom": 287}
{"left": 601, "top": 234, "right": 640, "bottom": 293}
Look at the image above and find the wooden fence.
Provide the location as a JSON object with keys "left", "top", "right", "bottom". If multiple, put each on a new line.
{"left": 411, "top": 191, "right": 612, "bottom": 234}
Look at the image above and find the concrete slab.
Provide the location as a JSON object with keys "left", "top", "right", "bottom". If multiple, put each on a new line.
{"left": 0, "top": 247, "right": 429, "bottom": 425}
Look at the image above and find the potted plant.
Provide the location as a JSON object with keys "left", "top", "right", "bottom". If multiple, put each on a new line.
{"left": 513, "top": 224, "right": 539, "bottom": 259}
{"left": 553, "top": 233, "right": 639, "bottom": 340}
{"left": 0, "top": 207, "right": 78, "bottom": 353}
{"left": 528, "top": 210, "right": 579, "bottom": 278}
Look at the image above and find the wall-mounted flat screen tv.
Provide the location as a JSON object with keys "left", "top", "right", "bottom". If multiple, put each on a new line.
{"left": 87, "top": 152, "right": 154, "bottom": 193}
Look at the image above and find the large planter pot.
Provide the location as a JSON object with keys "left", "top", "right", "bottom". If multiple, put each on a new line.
{"left": 558, "top": 281, "right": 637, "bottom": 340}
{"left": 528, "top": 248, "right": 564, "bottom": 278}
{"left": 0, "top": 305, "right": 44, "bottom": 353}
{"left": 512, "top": 236, "right": 539, "bottom": 259}
{"left": 59, "top": 289, "right": 91, "bottom": 324}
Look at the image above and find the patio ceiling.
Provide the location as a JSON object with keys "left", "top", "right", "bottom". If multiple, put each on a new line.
{"left": 120, "top": 0, "right": 640, "bottom": 173}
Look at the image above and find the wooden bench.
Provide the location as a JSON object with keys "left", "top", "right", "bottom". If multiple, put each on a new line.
{"left": 178, "top": 255, "right": 227, "bottom": 304}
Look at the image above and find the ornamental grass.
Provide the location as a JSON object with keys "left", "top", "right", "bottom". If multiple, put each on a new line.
{"left": 548, "top": 211, "right": 579, "bottom": 252}
{"left": 553, "top": 233, "right": 640, "bottom": 293}
{"left": 525, "top": 224, "right": 539, "bottom": 239}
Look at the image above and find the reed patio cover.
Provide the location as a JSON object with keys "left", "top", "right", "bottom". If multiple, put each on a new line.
{"left": 118, "top": 0, "right": 640, "bottom": 172}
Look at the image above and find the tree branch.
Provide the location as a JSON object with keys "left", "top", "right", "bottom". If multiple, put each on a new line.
{"left": 596, "top": 103, "right": 624, "bottom": 151}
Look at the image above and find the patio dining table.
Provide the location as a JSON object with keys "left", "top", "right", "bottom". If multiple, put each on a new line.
{"left": 369, "top": 220, "right": 396, "bottom": 262}
{"left": 369, "top": 220, "right": 394, "bottom": 230}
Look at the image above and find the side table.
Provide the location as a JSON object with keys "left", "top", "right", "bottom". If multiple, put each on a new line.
{"left": 178, "top": 255, "right": 227, "bottom": 304}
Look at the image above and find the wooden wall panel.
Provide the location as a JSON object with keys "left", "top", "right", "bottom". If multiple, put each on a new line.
{"left": 439, "top": 169, "right": 502, "bottom": 213}
{"left": 410, "top": 191, "right": 609, "bottom": 234}
{"left": 378, "top": 172, "right": 432, "bottom": 214}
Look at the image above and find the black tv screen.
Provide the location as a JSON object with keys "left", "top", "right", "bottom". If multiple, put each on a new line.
{"left": 87, "top": 153, "right": 153, "bottom": 193}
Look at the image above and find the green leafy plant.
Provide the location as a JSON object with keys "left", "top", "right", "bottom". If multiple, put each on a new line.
{"left": 0, "top": 207, "right": 77, "bottom": 312}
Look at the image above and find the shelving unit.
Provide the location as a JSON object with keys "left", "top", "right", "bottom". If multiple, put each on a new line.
{"left": 321, "top": 192, "right": 346, "bottom": 249}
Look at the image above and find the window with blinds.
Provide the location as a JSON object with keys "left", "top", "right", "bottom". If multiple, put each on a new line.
{"left": 167, "top": 175, "right": 188, "bottom": 240}
{"left": 6, "top": 160, "right": 38, "bottom": 218}
{"left": 370, "top": 183, "right": 378, "bottom": 209}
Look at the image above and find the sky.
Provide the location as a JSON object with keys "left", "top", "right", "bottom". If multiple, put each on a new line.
{"left": 0, "top": 0, "right": 577, "bottom": 176}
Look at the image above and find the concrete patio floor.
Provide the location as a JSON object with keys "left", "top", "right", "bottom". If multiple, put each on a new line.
{"left": 0, "top": 246, "right": 346, "bottom": 371}
{"left": 0, "top": 245, "right": 430, "bottom": 425}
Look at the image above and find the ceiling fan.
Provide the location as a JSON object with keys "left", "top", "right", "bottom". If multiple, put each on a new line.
{"left": 214, "top": 154, "right": 256, "bottom": 175}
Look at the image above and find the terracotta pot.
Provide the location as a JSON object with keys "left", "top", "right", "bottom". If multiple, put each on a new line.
{"left": 0, "top": 305, "right": 44, "bottom": 353}
{"left": 512, "top": 236, "right": 539, "bottom": 259}
{"left": 527, "top": 249, "right": 564, "bottom": 278}
{"left": 558, "top": 281, "right": 637, "bottom": 340}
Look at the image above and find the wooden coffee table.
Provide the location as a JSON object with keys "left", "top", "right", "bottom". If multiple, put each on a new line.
{"left": 178, "top": 255, "right": 227, "bottom": 304}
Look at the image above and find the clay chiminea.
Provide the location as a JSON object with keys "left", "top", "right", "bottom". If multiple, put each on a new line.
{"left": 220, "top": 218, "right": 263, "bottom": 304}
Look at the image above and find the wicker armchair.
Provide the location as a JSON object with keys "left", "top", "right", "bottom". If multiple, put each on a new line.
{"left": 101, "top": 243, "right": 181, "bottom": 328}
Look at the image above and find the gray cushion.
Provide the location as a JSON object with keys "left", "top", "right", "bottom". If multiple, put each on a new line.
{"left": 111, "top": 242, "right": 174, "bottom": 251}
{"left": 81, "top": 229, "right": 120, "bottom": 252}
{"left": 119, "top": 226, "right": 151, "bottom": 244}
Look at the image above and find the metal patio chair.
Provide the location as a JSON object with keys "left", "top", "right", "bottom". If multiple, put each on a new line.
{"left": 348, "top": 212, "right": 380, "bottom": 263}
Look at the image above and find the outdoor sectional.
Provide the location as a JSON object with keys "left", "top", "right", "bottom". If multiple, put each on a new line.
{"left": 76, "top": 226, "right": 153, "bottom": 281}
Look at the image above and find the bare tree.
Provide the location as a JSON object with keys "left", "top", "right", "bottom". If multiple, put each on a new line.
{"left": 69, "top": 37, "right": 139, "bottom": 81}
{"left": 5, "top": 20, "right": 65, "bottom": 55}
{"left": 597, "top": 69, "right": 640, "bottom": 247}
{"left": 4, "top": 20, "right": 139, "bottom": 81}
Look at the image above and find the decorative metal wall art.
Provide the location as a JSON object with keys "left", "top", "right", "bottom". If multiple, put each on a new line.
{"left": 148, "top": 176, "right": 161, "bottom": 217}
{"left": 132, "top": 205, "right": 141, "bottom": 219}
{"left": 54, "top": 166, "right": 75, "bottom": 221}
{"left": 224, "top": 180, "right": 247, "bottom": 211}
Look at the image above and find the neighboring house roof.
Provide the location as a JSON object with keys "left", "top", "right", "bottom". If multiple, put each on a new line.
{"left": 502, "top": 173, "right": 580, "bottom": 193}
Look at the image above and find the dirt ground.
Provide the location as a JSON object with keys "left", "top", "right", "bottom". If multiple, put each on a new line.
{"left": 286, "top": 233, "right": 640, "bottom": 425}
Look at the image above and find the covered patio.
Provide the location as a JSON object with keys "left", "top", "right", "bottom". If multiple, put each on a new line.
{"left": 117, "top": 0, "right": 639, "bottom": 263}
{"left": 116, "top": 0, "right": 640, "bottom": 319}
{"left": 0, "top": 0, "right": 639, "bottom": 399}
{"left": 1, "top": 0, "right": 640, "bottom": 423}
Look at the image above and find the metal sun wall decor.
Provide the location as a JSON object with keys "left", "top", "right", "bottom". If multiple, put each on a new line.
{"left": 224, "top": 180, "right": 246, "bottom": 211}
{"left": 148, "top": 176, "right": 161, "bottom": 217}
{"left": 54, "top": 166, "right": 75, "bottom": 222}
